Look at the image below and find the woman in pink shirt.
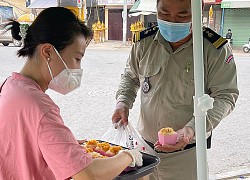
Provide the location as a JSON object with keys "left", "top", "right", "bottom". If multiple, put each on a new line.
{"left": 0, "top": 7, "right": 142, "bottom": 180}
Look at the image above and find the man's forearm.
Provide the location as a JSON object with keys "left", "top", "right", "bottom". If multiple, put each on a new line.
{"left": 116, "top": 75, "right": 140, "bottom": 109}
{"left": 186, "top": 90, "right": 238, "bottom": 133}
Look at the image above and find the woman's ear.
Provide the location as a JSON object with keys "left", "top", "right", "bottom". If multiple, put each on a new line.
{"left": 40, "top": 43, "right": 53, "bottom": 62}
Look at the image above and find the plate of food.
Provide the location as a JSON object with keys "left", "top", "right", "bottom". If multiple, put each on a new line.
{"left": 82, "top": 139, "right": 160, "bottom": 180}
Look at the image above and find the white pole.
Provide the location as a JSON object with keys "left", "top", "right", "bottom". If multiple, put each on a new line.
{"left": 84, "top": 0, "right": 87, "bottom": 23}
{"left": 122, "top": 0, "right": 127, "bottom": 45}
{"left": 191, "top": 0, "right": 209, "bottom": 180}
{"left": 78, "top": 7, "right": 82, "bottom": 20}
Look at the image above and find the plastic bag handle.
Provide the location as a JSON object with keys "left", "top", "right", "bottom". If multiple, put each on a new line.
{"left": 125, "top": 123, "right": 156, "bottom": 155}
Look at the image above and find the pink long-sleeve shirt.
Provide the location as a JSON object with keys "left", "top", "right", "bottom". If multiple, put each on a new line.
{"left": 0, "top": 72, "right": 92, "bottom": 180}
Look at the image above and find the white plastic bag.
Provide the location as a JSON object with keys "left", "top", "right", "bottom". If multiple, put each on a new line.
{"left": 101, "top": 122, "right": 156, "bottom": 155}
{"left": 101, "top": 123, "right": 127, "bottom": 147}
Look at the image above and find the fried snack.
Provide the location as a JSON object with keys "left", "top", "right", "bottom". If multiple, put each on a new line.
{"left": 85, "top": 148, "right": 94, "bottom": 153}
{"left": 85, "top": 139, "right": 99, "bottom": 149}
{"left": 106, "top": 145, "right": 122, "bottom": 157}
{"left": 89, "top": 151, "right": 107, "bottom": 158}
{"left": 159, "top": 127, "right": 176, "bottom": 135}
{"left": 94, "top": 142, "right": 111, "bottom": 155}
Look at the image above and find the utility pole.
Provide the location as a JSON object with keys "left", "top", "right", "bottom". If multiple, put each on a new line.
{"left": 77, "top": 0, "right": 83, "bottom": 20}
{"left": 122, "top": 0, "right": 127, "bottom": 45}
{"left": 84, "top": 0, "right": 87, "bottom": 24}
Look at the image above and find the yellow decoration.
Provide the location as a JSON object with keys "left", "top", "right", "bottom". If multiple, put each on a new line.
{"left": 130, "top": 21, "right": 145, "bottom": 44}
{"left": 209, "top": 5, "right": 213, "bottom": 18}
{"left": 17, "top": 13, "right": 34, "bottom": 23}
{"left": 92, "top": 21, "right": 106, "bottom": 43}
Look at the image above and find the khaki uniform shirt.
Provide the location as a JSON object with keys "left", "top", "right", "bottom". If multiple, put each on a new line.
{"left": 116, "top": 30, "right": 239, "bottom": 144}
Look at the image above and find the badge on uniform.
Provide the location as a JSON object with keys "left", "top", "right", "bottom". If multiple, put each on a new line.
{"left": 225, "top": 54, "right": 234, "bottom": 64}
{"left": 142, "top": 77, "right": 150, "bottom": 93}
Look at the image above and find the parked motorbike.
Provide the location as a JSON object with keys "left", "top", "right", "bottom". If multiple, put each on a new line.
{"left": 243, "top": 38, "right": 250, "bottom": 53}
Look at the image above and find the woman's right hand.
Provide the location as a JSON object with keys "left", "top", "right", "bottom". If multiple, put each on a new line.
{"left": 120, "top": 149, "right": 143, "bottom": 167}
{"left": 112, "top": 101, "right": 129, "bottom": 126}
{"left": 72, "top": 148, "right": 142, "bottom": 180}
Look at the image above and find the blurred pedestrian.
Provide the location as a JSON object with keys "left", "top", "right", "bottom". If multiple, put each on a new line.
{"left": 226, "top": 29, "right": 233, "bottom": 44}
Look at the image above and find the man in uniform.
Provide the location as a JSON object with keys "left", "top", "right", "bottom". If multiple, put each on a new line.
{"left": 112, "top": 0, "right": 239, "bottom": 179}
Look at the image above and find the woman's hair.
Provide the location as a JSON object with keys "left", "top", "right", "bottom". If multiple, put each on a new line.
{"left": 6, "top": 7, "right": 93, "bottom": 58}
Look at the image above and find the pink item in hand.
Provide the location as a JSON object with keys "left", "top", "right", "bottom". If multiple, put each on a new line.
{"left": 158, "top": 127, "right": 178, "bottom": 145}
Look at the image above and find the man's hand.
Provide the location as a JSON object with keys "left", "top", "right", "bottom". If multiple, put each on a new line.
{"left": 154, "top": 126, "right": 195, "bottom": 153}
{"left": 111, "top": 101, "right": 129, "bottom": 126}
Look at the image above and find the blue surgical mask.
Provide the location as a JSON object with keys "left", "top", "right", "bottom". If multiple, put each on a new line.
{"left": 157, "top": 18, "right": 192, "bottom": 42}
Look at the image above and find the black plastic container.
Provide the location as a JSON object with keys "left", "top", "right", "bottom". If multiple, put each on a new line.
{"left": 114, "top": 152, "right": 160, "bottom": 180}
{"left": 87, "top": 139, "right": 160, "bottom": 180}
{"left": 88, "top": 140, "right": 160, "bottom": 179}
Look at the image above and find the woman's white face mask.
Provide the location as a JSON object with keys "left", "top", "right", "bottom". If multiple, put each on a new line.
{"left": 46, "top": 47, "right": 83, "bottom": 95}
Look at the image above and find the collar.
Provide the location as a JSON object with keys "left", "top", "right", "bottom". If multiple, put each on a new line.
{"left": 11, "top": 72, "right": 43, "bottom": 91}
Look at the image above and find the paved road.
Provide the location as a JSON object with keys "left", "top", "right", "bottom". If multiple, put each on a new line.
{"left": 0, "top": 44, "right": 249, "bottom": 177}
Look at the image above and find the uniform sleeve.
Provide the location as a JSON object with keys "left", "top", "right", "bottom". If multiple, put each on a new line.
{"left": 116, "top": 42, "right": 142, "bottom": 108}
{"left": 186, "top": 44, "right": 239, "bottom": 133}
{"left": 38, "top": 109, "right": 92, "bottom": 180}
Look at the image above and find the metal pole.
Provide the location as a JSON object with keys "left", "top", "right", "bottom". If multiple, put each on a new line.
{"left": 220, "top": 8, "right": 225, "bottom": 36}
{"left": 191, "top": 0, "right": 208, "bottom": 180}
{"left": 79, "top": 6, "right": 82, "bottom": 20}
{"left": 84, "top": 0, "right": 87, "bottom": 23}
{"left": 122, "top": 0, "right": 127, "bottom": 45}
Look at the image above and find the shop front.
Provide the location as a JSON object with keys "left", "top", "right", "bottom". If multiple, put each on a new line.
{"left": 221, "top": 0, "right": 250, "bottom": 46}
{"left": 97, "top": 0, "right": 138, "bottom": 41}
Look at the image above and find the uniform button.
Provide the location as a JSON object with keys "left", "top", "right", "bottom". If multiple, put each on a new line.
{"left": 166, "top": 77, "right": 169, "bottom": 82}
{"left": 157, "top": 122, "right": 161, "bottom": 126}
{"left": 190, "top": 78, "right": 194, "bottom": 84}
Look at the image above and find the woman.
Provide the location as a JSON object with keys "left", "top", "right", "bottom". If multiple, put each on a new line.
{"left": 0, "top": 7, "right": 142, "bottom": 180}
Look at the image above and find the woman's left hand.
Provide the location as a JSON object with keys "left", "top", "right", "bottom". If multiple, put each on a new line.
{"left": 77, "top": 139, "right": 87, "bottom": 145}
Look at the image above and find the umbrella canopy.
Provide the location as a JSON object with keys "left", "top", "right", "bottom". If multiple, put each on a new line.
{"left": 129, "top": 0, "right": 156, "bottom": 13}
{"left": 27, "top": 0, "right": 58, "bottom": 9}
{"left": 17, "top": 13, "right": 34, "bottom": 22}
{"left": 221, "top": 0, "right": 250, "bottom": 8}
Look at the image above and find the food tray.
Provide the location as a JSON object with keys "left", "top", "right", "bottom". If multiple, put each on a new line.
{"left": 93, "top": 140, "right": 160, "bottom": 180}
{"left": 114, "top": 151, "right": 160, "bottom": 180}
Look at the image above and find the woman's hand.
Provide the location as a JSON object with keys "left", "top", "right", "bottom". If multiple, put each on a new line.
{"left": 77, "top": 139, "right": 86, "bottom": 145}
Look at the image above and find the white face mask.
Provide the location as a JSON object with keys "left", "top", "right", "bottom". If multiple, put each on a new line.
{"left": 47, "top": 47, "right": 83, "bottom": 95}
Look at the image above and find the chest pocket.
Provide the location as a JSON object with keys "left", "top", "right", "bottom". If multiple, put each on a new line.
{"left": 175, "top": 69, "right": 195, "bottom": 105}
{"left": 138, "top": 65, "right": 162, "bottom": 97}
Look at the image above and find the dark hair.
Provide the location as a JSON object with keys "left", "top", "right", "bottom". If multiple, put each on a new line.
{"left": 6, "top": 7, "right": 93, "bottom": 58}
{"left": 228, "top": 29, "right": 231, "bottom": 31}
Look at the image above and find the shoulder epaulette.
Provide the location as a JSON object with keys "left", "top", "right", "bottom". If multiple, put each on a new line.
{"left": 133, "top": 26, "right": 158, "bottom": 43}
{"left": 203, "top": 27, "right": 227, "bottom": 49}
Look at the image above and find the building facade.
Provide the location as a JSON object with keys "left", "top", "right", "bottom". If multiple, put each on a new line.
{"left": 97, "top": 0, "right": 139, "bottom": 40}
{"left": 0, "top": 0, "right": 30, "bottom": 18}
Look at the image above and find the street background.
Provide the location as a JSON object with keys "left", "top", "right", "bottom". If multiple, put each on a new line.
{"left": 0, "top": 41, "right": 249, "bottom": 179}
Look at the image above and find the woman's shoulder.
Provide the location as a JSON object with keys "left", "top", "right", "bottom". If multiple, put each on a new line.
{"left": 6, "top": 76, "right": 58, "bottom": 113}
